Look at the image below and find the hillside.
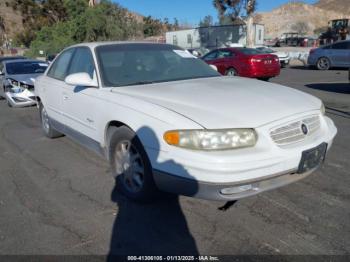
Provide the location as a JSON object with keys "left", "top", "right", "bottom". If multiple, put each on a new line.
{"left": 315, "top": 0, "right": 350, "bottom": 15}
{"left": 0, "top": 1, "right": 24, "bottom": 43}
{"left": 255, "top": 1, "right": 349, "bottom": 38}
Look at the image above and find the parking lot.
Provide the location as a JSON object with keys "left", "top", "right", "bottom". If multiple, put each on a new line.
{"left": 0, "top": 67, "right": 349, "bottom": 256}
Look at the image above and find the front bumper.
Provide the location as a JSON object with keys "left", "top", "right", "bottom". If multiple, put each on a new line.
{"left": 154, "top": 167, "right": 316, "bottom": 201}
{"left": 5, "top": 90, "right": 37, "bottom": 108}
{"left": 150, "top": 112, "right": 337, "bottom": 201}
{"left": 279, "top": 58, "right": 290, "bottom": 65}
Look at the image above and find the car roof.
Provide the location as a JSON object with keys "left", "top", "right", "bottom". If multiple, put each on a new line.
{"left": 68, "top": 41, "right": 175, "bottom": 49}
{"left": 0, "top": 56, "right": 26, "bottom": 62}
{"left": 3, "top": 59, "right": 47, "bottom": 65}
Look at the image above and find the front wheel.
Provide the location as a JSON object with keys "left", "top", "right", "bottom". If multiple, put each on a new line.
{"left": 108, "top": 126, "right": 159, "bottom": 202}
{"left": 258, "top": 77, "right": 270, "bottom": 81}
{"left": 39, "top": 103, "right": 63, "bottom": 138}
{"left": 317, "top": 57, "right": 331, "bottom": 70}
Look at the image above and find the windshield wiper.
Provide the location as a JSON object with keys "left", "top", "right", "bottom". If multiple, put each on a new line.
{"left": 116, "top": 81, "right": 156, "bottom": 87}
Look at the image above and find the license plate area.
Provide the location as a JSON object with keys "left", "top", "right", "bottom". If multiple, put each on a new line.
{"left": 298, "top": 143, "right": 328, "bottom": 174}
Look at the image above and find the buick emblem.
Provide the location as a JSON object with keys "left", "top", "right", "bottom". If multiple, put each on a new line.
{"left": 301, "top": 124, "right": 308, "bottom": 135}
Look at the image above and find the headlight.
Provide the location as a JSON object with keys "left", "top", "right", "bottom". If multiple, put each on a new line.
{"left": 321, "top": 103, "right": 326, "bottom": 115}
{"left": 164, "top": 129, "right": 257, "bottom": 150}
{"left": 7, "top": 78, "right": 19, "bottom": 87}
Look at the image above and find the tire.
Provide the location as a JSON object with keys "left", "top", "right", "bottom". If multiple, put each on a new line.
{"left": 39, "top": 103, "right": 63, "bottom": 138}
{"left": 317, "top": 57, "right": 331, "bottom": 70}
{"left": 108, "top": 126, "right": 159, "bottom": 202}
{"left": 6, "top": 98, "right": 12, "bottom": 107}
{"left": 225, "top": 68, "right": 238, "bottom": 76}
{"left": 258, "top": 77, "right": 270, "bottom": 81}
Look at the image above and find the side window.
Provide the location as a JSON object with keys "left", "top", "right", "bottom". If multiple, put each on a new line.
{"left": 203, "top": 51, "right": 218, "bottom": 61}
{"left": 217, "top": 50, "right": 234, "bottom": 59}
{"left": 68, "top": 47, "right": 95, "bottom": 79}
{"left": 47, "top": 49, "right": 75, "bottom": 81}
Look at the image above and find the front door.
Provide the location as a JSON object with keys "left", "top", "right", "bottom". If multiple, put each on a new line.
{"left": 329, "top": 41, "right": 349, "bottom": 67}
{"left": 61, "top": 47, "right": 99, "bottom": 142}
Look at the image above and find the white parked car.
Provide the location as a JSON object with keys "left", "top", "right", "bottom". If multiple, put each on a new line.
{"left": 35, "top": 42, "right": 337, "bottom": 202}
{"left": 256, "top": 46, "right": 290, "bottom": 67}
{"left": 0, "top": 59, "right": 48, "bottom": 107}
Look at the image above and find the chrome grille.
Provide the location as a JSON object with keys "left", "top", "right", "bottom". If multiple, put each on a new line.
{"left": 270, "top": 115, "right": 321, "bottom": 145}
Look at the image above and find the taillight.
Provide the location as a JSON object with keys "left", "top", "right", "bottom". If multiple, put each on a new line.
{"left": 250, "top": 58, "right": 262, "bottom": 63}
{"left": 274, "top": 58, "right": 279, "bottom": 62}
{"left": 309, "top": 48, "right": 316, "bottom": 55}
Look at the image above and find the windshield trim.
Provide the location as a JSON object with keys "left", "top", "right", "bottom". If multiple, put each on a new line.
{"left": 95, "top": 43, "right": 220, "bottom": 88}
{"left": 108, "top": 75, "right": 222, "bottom": 89}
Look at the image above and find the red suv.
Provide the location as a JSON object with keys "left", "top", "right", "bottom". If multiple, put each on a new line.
{"left": 202, "top": 48, "right": 280, "bottom": 81}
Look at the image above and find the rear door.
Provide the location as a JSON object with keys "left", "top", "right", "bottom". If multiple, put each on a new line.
{"left": 42, "top": 48, "right": 75, "bottom": 125}
{"left": 215, "top": 49, "right": 237, "bottom": 74}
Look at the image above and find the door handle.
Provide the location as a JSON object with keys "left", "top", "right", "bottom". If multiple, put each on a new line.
{"left": 63, "top": 95, "right": 69, "bottom": 100}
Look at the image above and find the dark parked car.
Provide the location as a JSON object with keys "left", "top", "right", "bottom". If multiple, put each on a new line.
{"left": 0, "top": 56, "right": 26, "bottom": 63}
{"left": 308, "top": 40, "right": 350, "bottom": 70}
{"left": 202, "top": 48, "right": 280, "bottom": 81}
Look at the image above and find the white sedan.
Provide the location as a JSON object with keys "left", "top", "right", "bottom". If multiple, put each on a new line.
{"left": 35, "top": 42, "right": 337, "bottom": 202}
{"left": 256, "top": 46, "right": 290, "bottom": 67}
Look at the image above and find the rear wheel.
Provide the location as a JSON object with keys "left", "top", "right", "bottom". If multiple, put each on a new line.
{"left": 225, "top": 68, "right": 238, "bottom": 76}
{"left": 108, "top": 126, "right": 159, "bottom": 202}
{"left": 39, "top": 103, "right": 63, "bottom": 138}
{"left": 317, "top": 57, "right": 331, "bottom": 70}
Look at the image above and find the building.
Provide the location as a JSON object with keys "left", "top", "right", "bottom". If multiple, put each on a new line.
{"left": 165, "top": 24, "right": 265, "bottom": 49}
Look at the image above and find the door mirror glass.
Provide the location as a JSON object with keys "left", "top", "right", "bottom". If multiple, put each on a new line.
{"left": 65, "top": 73, "right": 98, "bottom": 88}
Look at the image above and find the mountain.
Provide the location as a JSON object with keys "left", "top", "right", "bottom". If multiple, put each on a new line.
{"left": 314, "top": 0, "right": 350, "bottom": 15}
{"left": 0, "top": 1, "right": 24, "bottom": 43}
{"left": 255, "top": 1, "right": 349, "bottom": 38}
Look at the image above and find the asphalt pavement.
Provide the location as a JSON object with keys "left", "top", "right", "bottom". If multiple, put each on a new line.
{"left": 0, "top": 67, "right": 349, "bottom": 256}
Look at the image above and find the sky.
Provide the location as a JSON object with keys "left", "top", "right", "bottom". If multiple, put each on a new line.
{"left": 114, "top": 0, "right": 318, "bottom": 26}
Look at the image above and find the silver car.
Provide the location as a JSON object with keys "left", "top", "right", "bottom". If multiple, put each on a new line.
{"left": 0, "top": 59, "right": 48, "bottom": 107}
{"left": 308, "top": 40, "right": 350, "bottom": 70}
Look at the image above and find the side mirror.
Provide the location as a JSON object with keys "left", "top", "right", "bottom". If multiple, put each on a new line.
{"left": 0, "top": 70, "right": 4, "bottom": 76}
{"left": 65, "top": 72, "right": 98, "bottom": 88}
{"left": 210, "top": 65, "right": 218, "bottom": 71}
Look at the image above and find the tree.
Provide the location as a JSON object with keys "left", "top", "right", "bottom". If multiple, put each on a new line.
{"left": 26, "top": 0, "right": 142, "bottom": 56}
{"left": 292, "top": 21, "right": 310, "bottom": 35}
{"left": 213, "top": 0, "right": 257, "bottom": 47}
{"left": 213, "top": 0, "right": 243, "bottom": 23}
{"left": 199, "top": 15, "right": 214, "bottom": 27}
{"left": 143, "top": 16, "right": 163, "bottom": 37}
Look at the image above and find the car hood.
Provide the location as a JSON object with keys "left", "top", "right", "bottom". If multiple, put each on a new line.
{"left": 7, "top": 74, "right": 42, "bottom": 85}
{"left": 111, "top": 77, "right": 321, "bottom": 129}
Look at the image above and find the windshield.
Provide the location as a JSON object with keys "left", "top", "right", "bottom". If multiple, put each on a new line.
{"left": 96, "top": 44, "right": 220, "bottom": 87}
{"left": 6, "top": 61, "right": 48, "bottom": 75}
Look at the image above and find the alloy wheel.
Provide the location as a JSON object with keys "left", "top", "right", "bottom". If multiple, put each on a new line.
{"left": 41, "top": 107, "right": 50, "bottom": 134}
{"left": 317, "top": 58, "right": 330, "bottom": 70}
{"left": 114, "top": 140, "right": 145, "bottom": 193}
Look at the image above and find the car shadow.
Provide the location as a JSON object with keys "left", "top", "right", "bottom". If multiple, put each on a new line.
{"left": 107, "top": 126, "right": 199, "bottom": 258}
{"left": 289, "top": 66, "right": 349, "bottom": 71}
{"left": 305, "top": 83, "right": 350, "bottom": 94}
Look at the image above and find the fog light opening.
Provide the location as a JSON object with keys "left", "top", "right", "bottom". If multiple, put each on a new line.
{"left": 220, "top": 184, "right": 258, "bottom": 195}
